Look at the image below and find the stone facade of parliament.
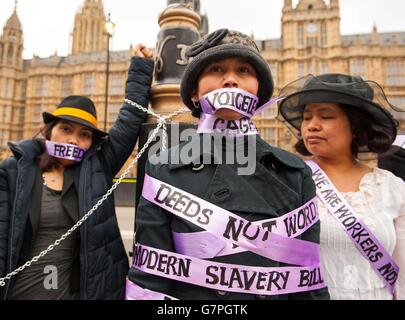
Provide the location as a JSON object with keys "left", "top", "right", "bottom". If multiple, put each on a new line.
{"left": 1, "top": 0, "right": 404, "bottom": 174}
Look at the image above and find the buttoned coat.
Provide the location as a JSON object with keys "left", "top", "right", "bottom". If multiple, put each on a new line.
{"left": 128, "top": 135, "right": 330, "bottom": 300}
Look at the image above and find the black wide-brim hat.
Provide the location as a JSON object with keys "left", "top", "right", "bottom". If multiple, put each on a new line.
{"left": 278, "top": 74, "right": 400, "bottom": 144}
{"left": 43, "top": 95, "right": 107, "bottom": 137}
{"left": 181, "top": 29, "right": 274, "bottom": 118}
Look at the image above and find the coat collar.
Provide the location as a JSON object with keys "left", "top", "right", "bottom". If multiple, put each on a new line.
{"left": 8, "top": 139, "right": 43, "bottom": 161}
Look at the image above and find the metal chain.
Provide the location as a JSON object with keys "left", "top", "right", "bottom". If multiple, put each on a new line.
{"left": 0, "top": 100, "right": 190, "bottom": 287}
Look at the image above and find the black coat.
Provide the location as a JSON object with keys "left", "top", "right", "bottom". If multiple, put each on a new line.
{"left": 0, "top": 57, "right": 154, "bottom": 300}
{"left": 129, "top": 135, "right": 330, "bottom": 300}
{"left": 378, "top": 145, "right": 405, "bottom": 181}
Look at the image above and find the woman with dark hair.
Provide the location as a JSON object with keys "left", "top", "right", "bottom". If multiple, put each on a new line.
{"left": 126, "top": 29, "right": 329, "bottom": 300}
{"left": 278, "top": 73, "right": 405, "bottom": 300}
{"left": 0, "top": 44, "right": 154, "bottom": 300}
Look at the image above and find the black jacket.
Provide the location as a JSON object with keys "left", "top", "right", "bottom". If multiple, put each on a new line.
{"left": 0, "top": 57, "right": 154, "bottom": 300}
{"left": 129, "top": 135, "right": 330, "bottom": 300}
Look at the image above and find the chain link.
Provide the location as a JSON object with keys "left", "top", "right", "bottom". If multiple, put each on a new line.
{"left": 0, "top": 100, "right": 190, "bottom": 287}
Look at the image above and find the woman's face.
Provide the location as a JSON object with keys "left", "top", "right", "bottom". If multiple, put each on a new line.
{"left": 192, "top": 57, "right": 259, "bottom": 120}
{"left": 50, "top": 120, "right": 93, "bottom": 166}
{"left": 301, "top": 103, "right": 354, "bottom": 159}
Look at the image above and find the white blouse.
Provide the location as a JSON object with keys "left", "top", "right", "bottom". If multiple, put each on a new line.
{"left": 319, "top": 168, "right": 405, "bottom": 300}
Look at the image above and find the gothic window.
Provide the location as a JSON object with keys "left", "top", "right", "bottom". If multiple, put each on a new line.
{"left": 108, "top": 103, "right": 121, "bottom": 122}
{"left": 350, "top": 59, "right": 366, "bottom": 78}
{"left": 0, "top": 129, "right": 4, "bottom": 147}
{"left": 321, "top": 22, "right": 327, "bottom": 47}
{"left": 298, "top": 24, "right": 304, "bottom": 47}
{"left": 20, "top": 81, "right": 26, "bottom": 99}
{"left": 96, "top": 24, "right": 100, "bottom": 49}
{"left": 7, "top": 46, "right": 13, "bottom": 65}
{"left": 91, "top": 21, "right": 95, "bottom": 49}
{"left": 386, "top": 60, "right": 405, "bottom": 86}
{"left": 320, "top": 62, "right": 329, "bottom": 74}
{"left": 32, "top": 105, "right": 45, "bottom": 123}
{"left": 307, "top": 61, "right": 313, "bottom": 75}
{"left": 307, "top": 37, "right": 318, "bottom": 47}
{"left": 35, "top": 78, "right": 43, "bottom": 97}
{"left": 110, "top": 74, "right": 123, "bottom": 95}
{"left": 298, "top": 62, "right": 305, "bottom": 77}
{"left": 2, "top": 106, "right": 11, "bottom": 122}
{"left": 17, "top": 107, "right": 24, "bottom": 125}
{"left": 0, "top": 106, "right": 4, "bottom": 123}
{"left": 43, "top": 78, "right": 48, "bottom": 97}
{"left": 83, "top": 73, "right": 96, "bottom": 95}
{"left": 35, "top": 77, "right": 48, "bottom": 97}
{"left": 2, "top": 79, "right": 8, "bottom": 98}
{"left": 269, "top": 63, "right": 278, "bottom": 87}
{"left": 61, "top": 77, "right": 73, "bottom": 97}
{"left": 1, "top": 78, "right": 14, "bottom": 99}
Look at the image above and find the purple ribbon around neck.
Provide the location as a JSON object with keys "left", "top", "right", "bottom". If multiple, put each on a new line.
{"left": 197, "top": 113, "right": 259, "bottom": 136}
{"left": 45, "top": 140, "right": 86, "bottom": 162}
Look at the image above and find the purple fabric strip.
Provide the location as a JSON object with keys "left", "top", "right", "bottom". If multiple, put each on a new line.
{"left": 197, "top": 88, "right": 285, "bottom": 136}
{"left": 172, "top": 198, "right": 319, "bottom": 259}
{"left": 199, "top": 88, "right": 284, "bottom": 119}
{"left": 125, "top": 279, "right": 177, "bottom": 300}
{"left": 307, "top": 160, "right": 399, "bottom": 294}
{"left": 132, "top": 244, "right": 327, "bottom": 296}
{"left": 45, "top": 140, "right": 86, "bottom": 162}
{"left": 254, "top": 96, "right": 285, "bottom": 115}
{"left": 142, "top": 174, "right": 320, "bottom": 266}
{"left": 197, "top": 113, "right": 258, "bottom": 136}
{"left": 199, "top": 88, "right": 259, "bottom": 118}
{"left": 172, "top": 231, "right": 227, "bottom": 259}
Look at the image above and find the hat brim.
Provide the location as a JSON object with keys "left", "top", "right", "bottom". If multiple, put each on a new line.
{"left": 279, "top": 89, "right": 397, "bottom": 138}
{"left": 42, "top": 112, "right": 108, "bottom": 137}
{"left": 181, "top": 44, "right": 274, "bottom": 117}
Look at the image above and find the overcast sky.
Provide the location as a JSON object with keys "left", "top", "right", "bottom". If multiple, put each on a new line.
{"left": 1, "top": 0, "right": 405, "bottom": 59}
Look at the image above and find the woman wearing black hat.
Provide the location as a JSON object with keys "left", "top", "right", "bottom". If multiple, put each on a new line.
{"left": 0, "top": 44, "right": 154, "bottom": 300}
{"left": 278, "top": 73, "right": 405, "bottom": 300}
{"left": 126, "top": 29, "right": 329, "bottom": 300}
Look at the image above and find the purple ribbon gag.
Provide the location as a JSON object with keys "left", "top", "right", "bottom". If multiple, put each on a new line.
{"left": 199, "top": 88, "right": 259, "bottom": 118}
{"left": 45, "top": 140, "right": 86, "bottom": 162}
{"left": 197, "top": 88, "right": 283, "bottom": 136}
{"left": 199, "top": 88, "right": 281, "bottom": 119}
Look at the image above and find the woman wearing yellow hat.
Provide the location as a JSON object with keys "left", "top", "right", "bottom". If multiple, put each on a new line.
{"left": 0, "top": 44, "right": 153, "bottom": 300}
